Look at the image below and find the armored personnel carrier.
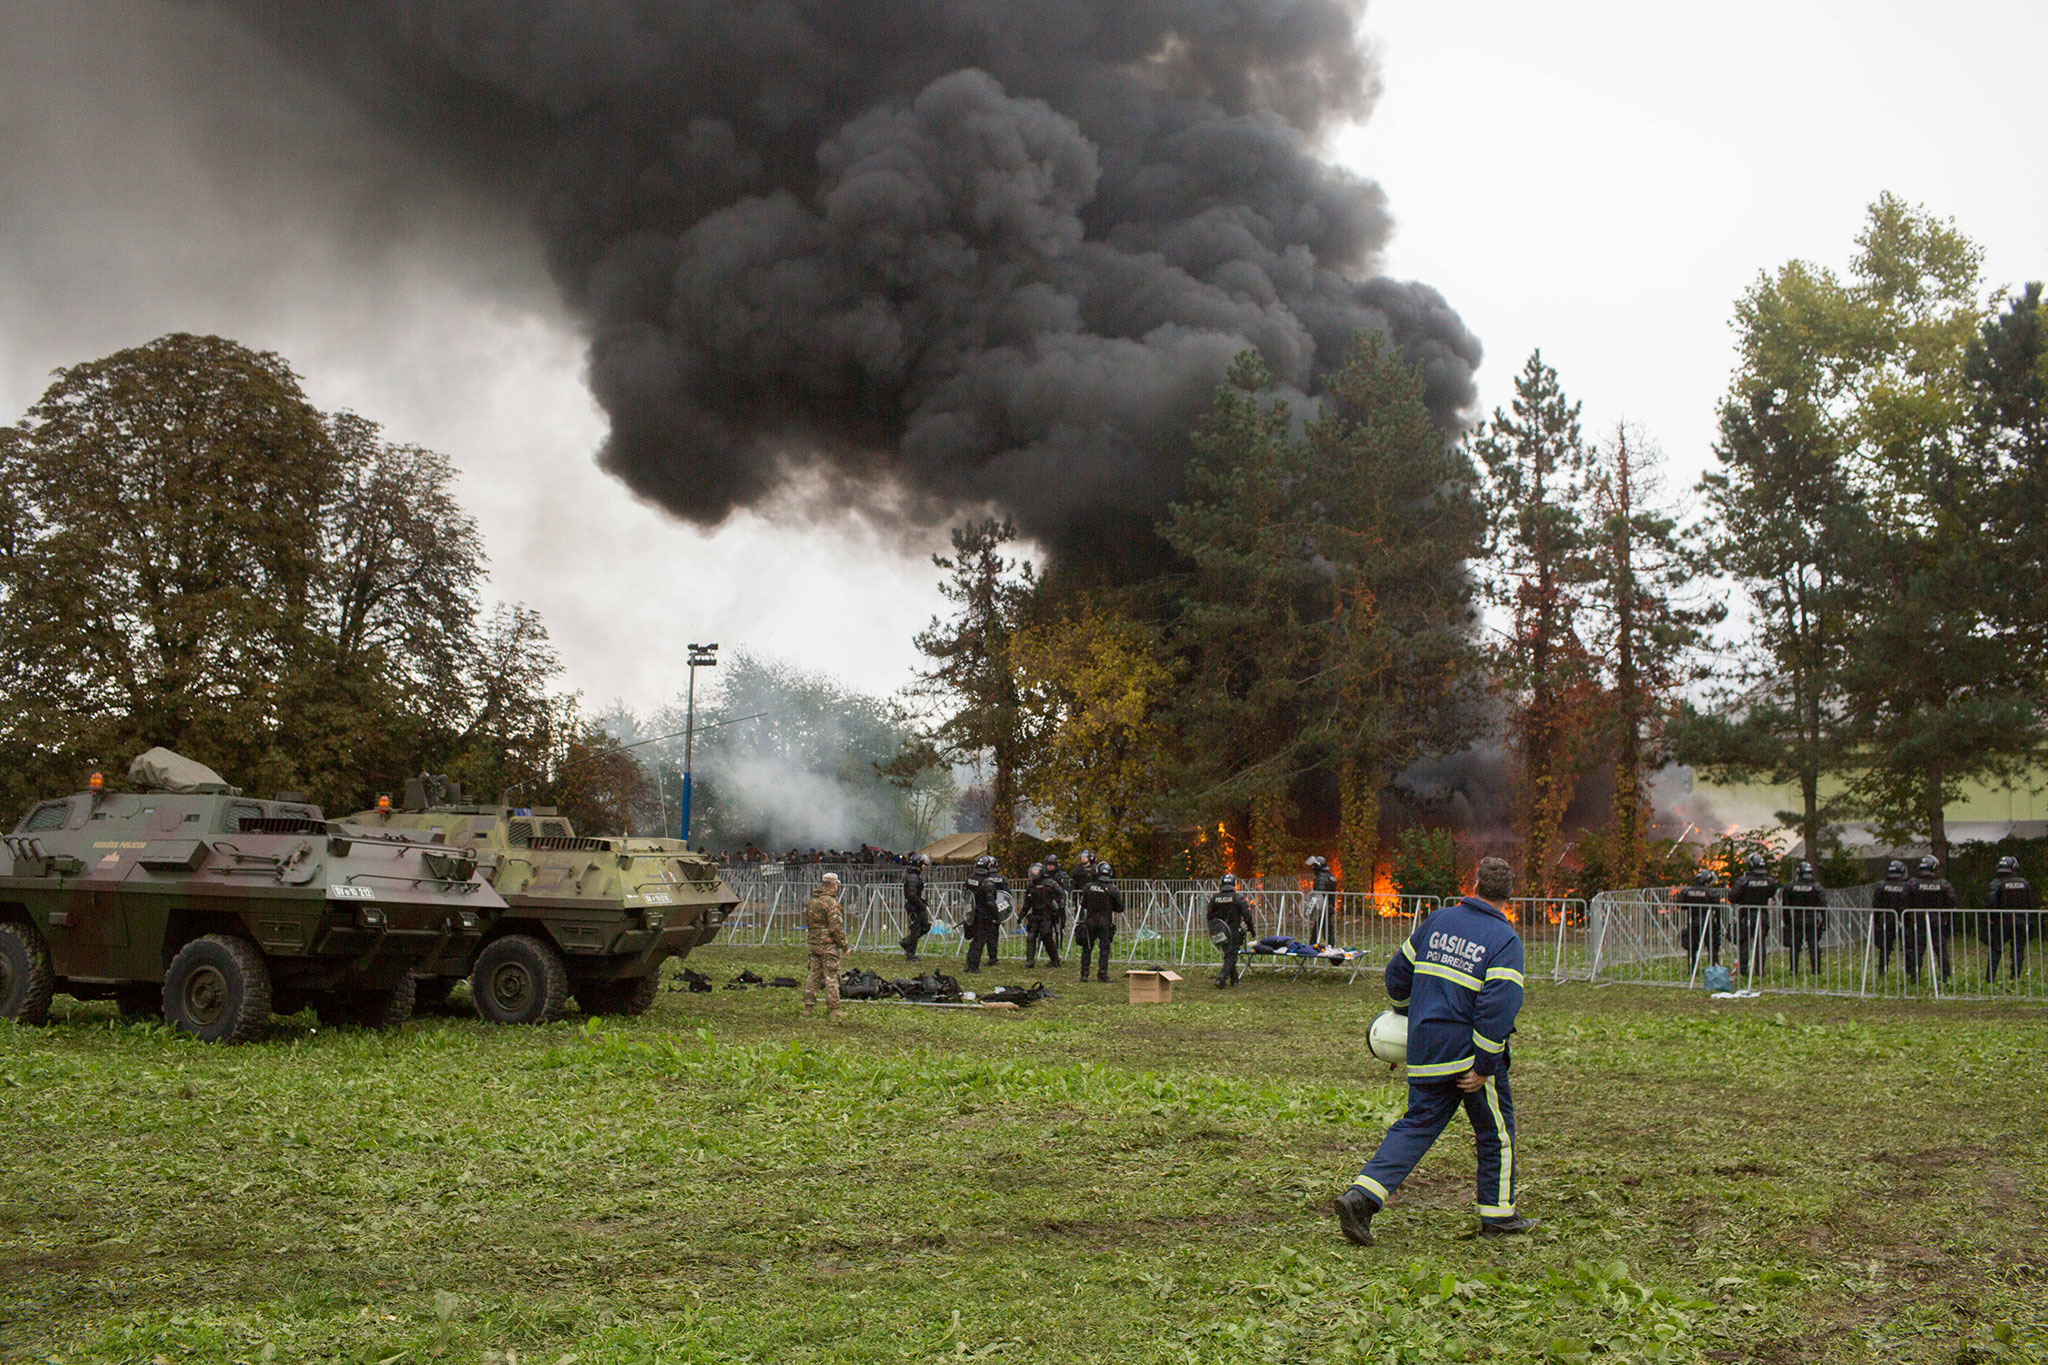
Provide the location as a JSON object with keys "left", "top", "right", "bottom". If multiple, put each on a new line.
{"left": 345, "top": 776, "right": 738, "bottom": 1024}
{"left": 0, "top": 749, "right": 502, "bottom": 1042}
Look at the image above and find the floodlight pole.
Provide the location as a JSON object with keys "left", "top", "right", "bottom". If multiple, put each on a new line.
{"left": 680, "top": 643, "right": 719, "bottom": 845}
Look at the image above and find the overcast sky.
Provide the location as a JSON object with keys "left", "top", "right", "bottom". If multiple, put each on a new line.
{"left": 2, "top": 1, "right": 2042, "bottom": 719}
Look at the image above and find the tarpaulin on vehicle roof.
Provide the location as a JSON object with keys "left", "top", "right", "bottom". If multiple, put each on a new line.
{"left": 128, "top": 747, "right": 236, "bottom": 794}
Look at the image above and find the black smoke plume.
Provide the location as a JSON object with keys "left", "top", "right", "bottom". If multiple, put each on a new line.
{"left": 193, "top": 1, "right": 1479, "bottom": 559}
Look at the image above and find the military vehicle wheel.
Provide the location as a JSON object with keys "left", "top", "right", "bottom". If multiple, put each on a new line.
{"left": 0, "top": 921, "right": 56, "bottom": 1025}
{"left": 413, "top": 975, "right": 459, "bottom": 1012}
{"left": 470, "top": 934, "right": 569, "bottom": 1025}
{"left": 114, "top": 982, "right": 163, "bottom": 1021}
{"left": 163, "top": 935, "right": 272, "bottom": 1044}
{"left": 575, "top": 972, "right": 659, "bottom": 1017}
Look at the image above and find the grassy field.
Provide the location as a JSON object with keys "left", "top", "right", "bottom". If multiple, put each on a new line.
{"left": 3, "top": 945, "right": 2045, "bottom": 1364}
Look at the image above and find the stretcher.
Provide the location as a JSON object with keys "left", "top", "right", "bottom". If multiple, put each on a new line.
{"left": 1246, "top": 935, "right": 1368, "bottom": 979}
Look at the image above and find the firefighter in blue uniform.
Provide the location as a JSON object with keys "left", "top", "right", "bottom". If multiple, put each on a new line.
{"left": 1334, "top": 857, "right": 1534, "bottom": 1244}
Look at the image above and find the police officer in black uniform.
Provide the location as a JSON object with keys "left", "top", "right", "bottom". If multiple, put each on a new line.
{"left": 1729, "top": 853, "right": 1780, "bottom": 983}
{"left": 1674, "top": 868, "right": 1723, "bottom": 975}
{"left": 1306, "top": 855, "right": 1339, "bottom": 943}
{"left": 1781, "top": 860, "right": 1825, "bottom": 977}
{"left": 1206, "top": 872, "right": 1258, "bottom": 988}
{"left": 1985, "top": 855, "right": 2034, "bottom": 983}
{"left": 1871, "top": 859, "right": 1910, "bottom": 976}
{"left": 1903, "top": 855, "right": 1955, "bottom": 987}
{"left": 899, "top": 854, "right": 931, "bottom": 961}
{"left": 962, "top": 854, "right": 1009, "bottom": 973}
{"left": 1023, "top": 861, "right": 1066, "bottom": 969}
{"left": 1076, "top": 864, "right": 1123, "bottom": 982}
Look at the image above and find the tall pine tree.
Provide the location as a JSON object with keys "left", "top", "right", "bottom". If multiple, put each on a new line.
{"left": 1470, "top": 352, "right": 1598, "bottom": 895}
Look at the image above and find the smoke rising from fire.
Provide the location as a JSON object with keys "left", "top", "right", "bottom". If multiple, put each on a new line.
{"left": 184, "top": 0, "right": 1479, "bottom": 560}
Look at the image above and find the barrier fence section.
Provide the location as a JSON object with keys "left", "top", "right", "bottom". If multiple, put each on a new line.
{"left": 714, "top": 871, "right": 1424, "bottom": 971}
{"left": 1579, "top": 888, "right": 2046, "bottom": 1002}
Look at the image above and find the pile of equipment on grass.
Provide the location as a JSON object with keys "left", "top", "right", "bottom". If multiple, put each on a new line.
{"left": 838, "top": 968, "right": 1052, "bottom": 1007}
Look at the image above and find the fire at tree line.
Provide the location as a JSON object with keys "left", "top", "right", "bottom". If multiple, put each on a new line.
{"left": 2, "top": 195, "right": 2045, "bottom": 903}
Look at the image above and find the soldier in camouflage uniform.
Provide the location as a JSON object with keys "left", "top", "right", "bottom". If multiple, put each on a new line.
{"left": 803, "top": 873, "right": 849, "bottom": 1020}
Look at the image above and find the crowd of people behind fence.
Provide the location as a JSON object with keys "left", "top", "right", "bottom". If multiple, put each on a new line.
{"left": 710, "top": 844, "right": 919, "bottom": 868}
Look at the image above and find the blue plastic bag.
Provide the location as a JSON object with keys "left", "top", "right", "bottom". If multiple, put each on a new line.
{"left": 1703, "top": 964, "right": 1733, "bottom": 993}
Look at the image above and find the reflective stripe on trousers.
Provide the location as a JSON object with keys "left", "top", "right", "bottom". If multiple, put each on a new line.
{"left": 1351, "top": 1073, "right": 1516, "bottom": 1221}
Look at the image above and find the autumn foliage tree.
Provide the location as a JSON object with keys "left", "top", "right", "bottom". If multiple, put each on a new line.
{"left": 1013, "top": 597, "right": 1173, "bottom": 869}
{"left": 0, "top": 333, "right": 618, "bottom": 818}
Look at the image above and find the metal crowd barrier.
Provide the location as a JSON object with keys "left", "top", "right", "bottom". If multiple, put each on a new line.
{"left": 711, "top": 871, "right": 1430, "bottom": 972}
{"left": 1577, "top": 889, "right": 2046, "bottom": 1002}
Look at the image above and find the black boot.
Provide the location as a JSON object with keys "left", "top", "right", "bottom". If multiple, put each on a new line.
{"left": 1334, "top": 1187, "right": 1377, "bottom": 1247}
{"left": 1478, "top": 1216, "right": 1538, "bottom": 1238}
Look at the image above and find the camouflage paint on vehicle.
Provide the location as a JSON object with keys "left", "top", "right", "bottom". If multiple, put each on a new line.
{"left": 0, "top": 781, "right": 503, "bottom": 1041}
{"left": 343, "top": 794, "right": 738, "bottom": 1021}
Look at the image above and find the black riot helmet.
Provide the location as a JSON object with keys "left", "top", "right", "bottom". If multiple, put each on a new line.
{"left": 1694, "top": 868, "right": 1715, "bottom": 886}
{"left": 1917, "top": 855, "right": 1939, "bottom": 876}
{"left": 1044, "top": 853, "right": 1060, "bottom": 870}
{"left": 1028, "top": 862, "right": 1044, "bottom": 880}
{"left": 1746, "top": 853, "right": 1767, "bottom": 872}
{"left": 975, "top": 853, "right": 995, "bottom": 872}
{"left": 1094, "top": 862, "right": 1114, "bottom": 880}
{"left": 1077, "top": 849, "right": 1094, "bottom": 866}
{"left": 1886, "top": 860, "right": 1906, "bottom": 878}
{"left": 1998, "top": 855, "right": 2019, "bottom": 874}
{"left": 1305, "top": 855, "right": 1328, "bottom": 871}
{"left": 1797, "top": 860, "right": 1814, "bottom": 879}
{"left": 1219, "top": 873, "right": 1237, "bottom": 890}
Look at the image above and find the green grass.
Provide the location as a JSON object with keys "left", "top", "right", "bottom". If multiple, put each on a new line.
{"left": 3, "top": 947, "right": 2045, "bottom": 1364}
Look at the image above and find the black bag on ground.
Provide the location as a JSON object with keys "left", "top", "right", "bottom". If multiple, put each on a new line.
{"left": 768, "top": 976, "right": 800, "bottom": 989}
{"left": 982, "top": 982, "right": 1050, "bottom": 1007}
{"left": 838, "top": 968, "right": 894, "bottom": 1001}
{"left": 726, "top": 969, "right": 766, "bottom": 989}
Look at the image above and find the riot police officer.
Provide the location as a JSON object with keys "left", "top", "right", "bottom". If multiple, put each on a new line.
{"left": 1871, "top": 860, "right": 1910, "bottom": 976}
{"left": 1076, "top": 864, "right": 1123, "bottom": 982}
{"left": 1984, "top": 855, "right": 2033, "bottom": 983}
{"left": 1206, "top": 872, "right": 1258, "bottom": 988}
{"left": 962, "top": 854, "right": 1010, "bottom": 973}
{"left": 1024, "top": 860, "right": 1067, "bottom": 969}
{"left": 1729, "top": 853, "right": 1780, "bottom": 983}
{"left": 1306, "top": 855, "right": 1339, "bottom": 943}
{"left": 1903, "top": 855, "right": 1955, "bottom": 987}
{"left": 1781, "top": 860, "right": 1825, "bottom": 977}
{"left": 899, "top": 854, "right": 932, "bottom": 961}
{"left": 1674, "top": 868, "right": 1723, "bottom": 975}
{"left": 1072, "top": 850, "right": 1097, "bottom": 894}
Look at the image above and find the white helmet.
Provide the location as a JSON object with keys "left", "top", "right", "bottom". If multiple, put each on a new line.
{"left": 1368, "top": 1010, "right": 1408, "bottom": 1067}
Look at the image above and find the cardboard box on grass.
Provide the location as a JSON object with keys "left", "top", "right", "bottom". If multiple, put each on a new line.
{"left": 1125, "top": 969, "right": 1182, "bottom": 1004}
